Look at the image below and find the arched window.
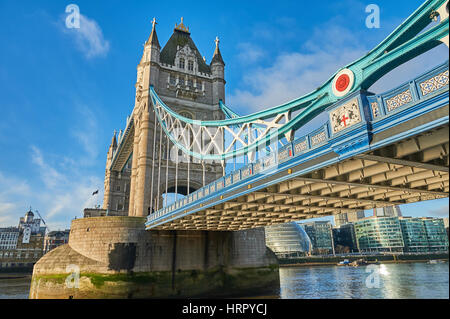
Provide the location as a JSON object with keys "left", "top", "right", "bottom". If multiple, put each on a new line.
{"left": 169, "top": 74, "right": 176, "bottom": 85}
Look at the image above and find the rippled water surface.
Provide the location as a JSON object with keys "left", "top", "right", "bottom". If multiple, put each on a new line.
{"left": 1, "top": 262, "right": 448, "bottom": 299}
{"left": 0, "top": 273, "right": 31, "bottom": 299}
{"left": 279, "top": 262, "right": 449, "bottom": 299}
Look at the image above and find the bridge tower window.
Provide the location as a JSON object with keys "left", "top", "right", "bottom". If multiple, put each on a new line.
{"left": 169, "top": 74, "right": 176, "bottom": 85}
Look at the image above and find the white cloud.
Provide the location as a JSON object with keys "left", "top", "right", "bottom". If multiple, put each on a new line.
{"left": 18, "top": 145, "right": 102, "bottom": 229}
{"left": 227, "top": 21, "right": 449, "bottom": 115}
{"left": 0, "top": 95, "right": 105, "bottom": 230}
{"left": 0, "top": 172, "right": 32, "bottom": 227}
{"left": 228, "top": 26, "right": 366, "bottom": 113}
{"left": 31, "top": 146, "right": 67, "bottom": 189}
{"left": 70, "top": 104, "right": 100, "bottom": 162}
{"left": 237, "top": 43, "right": 266, "bottom": 64}
{"left": 368, "top": 45, "right": 448, "bottom": 93}
{"left": 62, "top": 13, "right": 110, "bottom": 59}
{"left": 35, "top": 106, "right": 104, "bottom": 223}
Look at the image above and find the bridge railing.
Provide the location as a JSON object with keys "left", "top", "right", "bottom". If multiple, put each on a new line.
{"left": 147, "top": 61, "right": 449, "bottom": 225}
{"left": 367, "top": 61, "right": 449, "bottom": 121}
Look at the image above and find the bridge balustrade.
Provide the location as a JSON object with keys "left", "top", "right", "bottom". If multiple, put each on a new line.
{"left": 146, "top": 61, "right": 449, "bottom": 226}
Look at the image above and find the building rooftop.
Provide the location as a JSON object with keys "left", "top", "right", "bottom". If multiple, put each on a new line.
{"left": 46, "top": 230, "right": 70, "bottom": 236}
{"left": 160, "top": 19, "right": 212, "bottom": 74}
{"left": 0, "top": 227, "right": 20, "bottom": 233}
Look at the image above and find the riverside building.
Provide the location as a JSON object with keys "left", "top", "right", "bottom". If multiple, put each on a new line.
{"left": 399, "top": 217, "right": 431, "bottom": 252}
{"left": 0, "top": 209, "right": 46, "bottom": 270}
{"left": 373, "top": 205, "right": 403, "bottom": 218}
{"left": 332, "top": 223, "right": 358, "bottom": 253}
{"left": 298, "top": 221, "right": 334, "bottom": 255}
{"left": 0, "top": 228, "right": 19, "bottom": 250}
{"left": 265, "top": 222, "right": 312, "bottom": 258}
{"left": 43, "top": 230, "right": 70, "bottom": 254}
{"left": 354, "top": 215, "right": 449, "bottom": 253}
{"left": 444, "top": 217, "right": 449, "bottom": 239}
{"left": 354, "top": 216, "right": 404, "bottom": 253}
{"left": 421, "top": 217, "right": 449, "bottom": 252}
{"left": 334, "top": 211, "right": 365, "bottom": 227}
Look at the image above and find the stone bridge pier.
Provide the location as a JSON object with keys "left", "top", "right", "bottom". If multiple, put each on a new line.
{"left": 29, "top": 216, "right": 279, "bottom": 299}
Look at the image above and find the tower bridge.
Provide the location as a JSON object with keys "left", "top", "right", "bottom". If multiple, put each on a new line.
{"left": 102, "top": 0, "right": 450, "bottom": 230}
{"left": 145, "top": 62, "right": 449, "bottom": 231}
{"left": 30, "top": 0, "right": 449, "bottom": 299}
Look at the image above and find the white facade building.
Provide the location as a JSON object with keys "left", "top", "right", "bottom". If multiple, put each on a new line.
{"left": 0, "top": 228, "right": 19, "bottom": 250}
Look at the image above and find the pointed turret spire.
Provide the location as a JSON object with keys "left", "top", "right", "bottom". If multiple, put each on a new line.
{"left": 111, "top": 130, "right": 117, "bottom": 149}
{"left": 174, "top": 17, "right": 190, "bottom": 34}
{"left": 106, "top": 130, "right": 117, "bottom": 169}
{"left": 146, "top": 17, "right": 160, "bottom": 48}
{"left": 211, "top": 36, "right": 225, "bottom": 65}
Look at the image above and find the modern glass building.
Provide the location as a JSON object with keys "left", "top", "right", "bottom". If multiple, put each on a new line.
{"left": 373, "top": 205, "right": 402, "bottom": 217}
{"left": 444, "top": 217, "right": 449, "bottom": 239}
{"left": 399, "top": 217, "right": 430, "bottom": 252}
{"left": 265, "top": 222, "right": 312, "bottom": 258}
{"left": 298, "top": 221, "right": 334, "bottom": 255}
{"left": 332, "top": 223, "right": 358, "bottom": 253}
{"left": 354, "top": 216, "right": 404, "bottom": 253}
{"left": 422, "top": 218, "right": 449, "bottom": 252}
{"left": 334, "top": 211, "right": 365, "bottom": 227}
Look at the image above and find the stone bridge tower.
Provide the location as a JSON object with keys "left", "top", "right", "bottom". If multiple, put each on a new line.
{"left": 103, "top": 18, "right": 226, "bottom": 217}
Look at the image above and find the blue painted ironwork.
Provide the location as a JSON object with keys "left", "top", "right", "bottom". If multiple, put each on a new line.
{"left": 146, "top": 60, "right": 449, "bottom": 229}
{"left": 148, "top": 0, "right": 448, "bottom": 161}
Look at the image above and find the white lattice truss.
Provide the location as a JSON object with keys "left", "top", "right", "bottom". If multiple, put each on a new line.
{"left": 153, "top": 98, "right": 291, "bottom": 161}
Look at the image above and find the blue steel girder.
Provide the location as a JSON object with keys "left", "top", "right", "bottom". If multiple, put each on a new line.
{"left": 146, "top": 58, "right": 449, "bottom": 230}
{"left": 149, "top": 0, "right": 449, "bottom": 161}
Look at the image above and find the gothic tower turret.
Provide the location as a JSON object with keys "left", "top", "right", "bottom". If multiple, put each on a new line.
{"left": 211, "top": 36, "right": 226, "bottom": 104}
{"left": 103, "top": 131, "right": 118, "bottom": 211}
{"left": 105, "top": 18, "right": 226, "bottom": 217}
{"left": 128, "top": 19, "right": 161, "bottom": 217}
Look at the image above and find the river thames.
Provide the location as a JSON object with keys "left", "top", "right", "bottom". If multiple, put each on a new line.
{"left": 1, "top": 262, "right": 448, "bottom": 299}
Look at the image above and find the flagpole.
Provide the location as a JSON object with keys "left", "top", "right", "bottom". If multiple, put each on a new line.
{"left": 92, "top": 190, "right": 100, "bottom": 209}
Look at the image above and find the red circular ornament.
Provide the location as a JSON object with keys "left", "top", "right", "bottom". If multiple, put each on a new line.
{"left": 335, "top": 74, "right": 350, "bottom": 92}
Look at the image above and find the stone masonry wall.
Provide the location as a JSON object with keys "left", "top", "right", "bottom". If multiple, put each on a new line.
{"left": 68, "top": 216, "right": 274, "bottom": 272}
{"left": 30, "top": 216, "right": 279, "bottom": 298}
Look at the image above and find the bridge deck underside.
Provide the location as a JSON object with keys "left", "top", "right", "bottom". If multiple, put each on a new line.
{"left": 152, "top": 125, "right": 449, "bottom": 231}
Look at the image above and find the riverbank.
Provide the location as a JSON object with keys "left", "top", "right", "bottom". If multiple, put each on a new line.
{"left": 278, "top": 253, "right": 449, "bottom": 267}
{"left": 0, "top": 274, "right": 31, "bottom": 280}
{"left": 1, "top": 261, "right": 448, "bottom": 299}
{"left": 0, "top": 266, "right": 33, "bottom": 274}
{"left": 0, "top": 273, "right": 32, "bottom": 299}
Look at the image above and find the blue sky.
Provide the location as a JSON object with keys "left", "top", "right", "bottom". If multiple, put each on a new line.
{"left": 0, "top": 0, "right": 448, "bottom": 230}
